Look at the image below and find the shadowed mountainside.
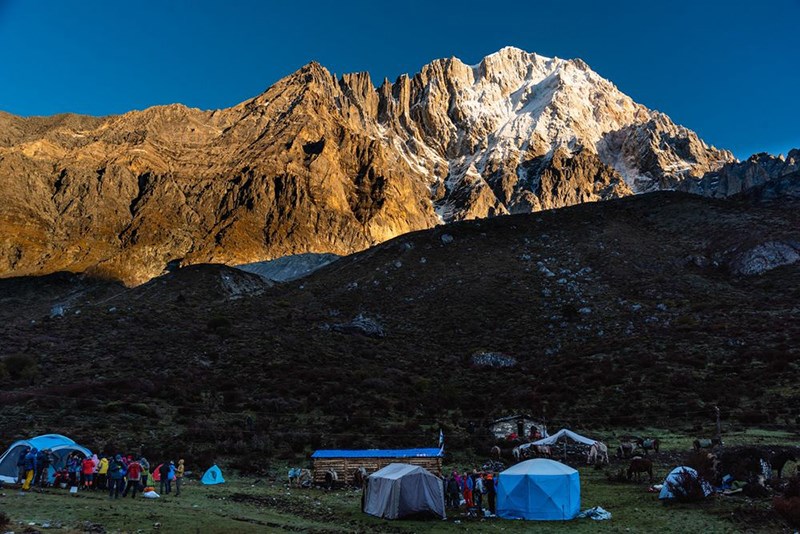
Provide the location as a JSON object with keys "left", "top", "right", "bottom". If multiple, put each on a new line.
{"left": 1, "top": 188, "right": 798, "bottom": 461}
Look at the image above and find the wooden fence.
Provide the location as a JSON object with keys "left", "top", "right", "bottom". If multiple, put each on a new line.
{"left": 311, "top": 456, "right": 442, "bottom": 484}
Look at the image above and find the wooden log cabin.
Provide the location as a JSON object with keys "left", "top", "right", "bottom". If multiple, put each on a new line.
{"left": 310, "top": 448, "right": 443, "bottom": 485}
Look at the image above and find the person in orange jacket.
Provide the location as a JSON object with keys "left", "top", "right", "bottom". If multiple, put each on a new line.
{"left": 81, "top": 456, "right": 95, "bottom": 489}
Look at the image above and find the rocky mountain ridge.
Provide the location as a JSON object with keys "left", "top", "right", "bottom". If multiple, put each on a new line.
{"left": 0, "top": 47, "right": 787, "bottom": 285}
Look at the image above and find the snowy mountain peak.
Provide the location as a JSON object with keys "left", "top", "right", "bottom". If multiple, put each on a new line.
{"left": 370, "top": 47, "right": 734, "bottom": 218}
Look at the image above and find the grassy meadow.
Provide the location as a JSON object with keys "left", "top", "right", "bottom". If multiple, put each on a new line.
{"left": 2, "top": 428, "right": 797, "bottom": 533}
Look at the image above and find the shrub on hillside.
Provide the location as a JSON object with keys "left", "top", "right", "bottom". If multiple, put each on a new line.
{"left": 206, "top": 315, "right": 232, "bottom": 336}
{"left": 2, "top": 354, "right": 38, "bottom": 380}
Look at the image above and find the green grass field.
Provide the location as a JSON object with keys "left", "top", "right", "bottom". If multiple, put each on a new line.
{"left": 2, "top": 452, "right": 795, "bottom": 533}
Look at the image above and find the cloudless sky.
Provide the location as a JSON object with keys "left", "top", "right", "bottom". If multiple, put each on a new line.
{"left": 1, "top": 0, "right": 798, "bottom": 158}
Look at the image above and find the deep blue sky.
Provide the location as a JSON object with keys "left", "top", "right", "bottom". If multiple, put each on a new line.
{"left": 1, "top": 0, "right": 797, "bottom": 158}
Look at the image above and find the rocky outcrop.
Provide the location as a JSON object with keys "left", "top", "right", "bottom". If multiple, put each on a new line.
{"left": 678, "top": 150, "right": 800, "bottom": 198}
{"left": 0, "top": 48, "right": 747, "bottom": 284}
{"left": 725, "top": 241, "right": 800, "bottom": 276}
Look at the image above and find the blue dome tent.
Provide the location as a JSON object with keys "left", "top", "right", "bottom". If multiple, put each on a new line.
{"left": 201, "top": 464, "right": 225, "bottom": 485}
{"left": 497, "top": 459, "right": 580, "bottom": 521}
{"left": 0, "top": 434, "right": 92, "bottom": 483}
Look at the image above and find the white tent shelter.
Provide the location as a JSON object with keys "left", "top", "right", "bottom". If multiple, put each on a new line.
{"left": 519, "top": 429, "right": 597, "bottom": 460}
{"left": 363, "top": 463, "right": 445, "bottom": 520}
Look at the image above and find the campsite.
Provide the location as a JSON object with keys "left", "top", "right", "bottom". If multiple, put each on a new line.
{"left": 1, "top": 427, "right": 797, "bottom": 532}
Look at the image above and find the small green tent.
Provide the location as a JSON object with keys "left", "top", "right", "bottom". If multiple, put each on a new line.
{"left": 201, "top": 464, "right": 225, "bottom": 485}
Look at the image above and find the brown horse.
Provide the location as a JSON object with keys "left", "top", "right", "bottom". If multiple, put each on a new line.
{"left": 627, "top": 458, "right": 653, "bottom": 482}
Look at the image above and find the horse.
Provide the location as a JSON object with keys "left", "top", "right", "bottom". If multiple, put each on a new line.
{"left": 716, "top": 447, "right": 772, "bottom": 485}
{"left": 627, "top": 458, "right": 653, "bottom": 482}
{"left": 693, "top": 437, "right": 723, "bottom": 451}
{"left": 637, "top": 437, "right": 660, "bottom": 456}
{"left": 324, "top": 468, "right": 339, "bottom": 490}
{"left": 587, "top": 442, "right": 609, "bottom": 465}
{"left": 771, "top": 450, "right": 797, "bottom": 479}
{"left": 288, "top": 468, "right": 311, "bottom": 488}
{"left": 352, "top": 466, "right": 368, "bottom": 488}
{"left": 491, "top": 445, "right": 518, "bottom": 463}
{"left": 617, "top": 441, "right": 636, "bottom": 459}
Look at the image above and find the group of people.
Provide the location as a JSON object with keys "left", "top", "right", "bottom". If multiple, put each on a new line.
{"left": 445, "top": 469, "right": 498, "bottom": 516}
{"left": 16, "top": 447, "right": 185, "bottom": 499}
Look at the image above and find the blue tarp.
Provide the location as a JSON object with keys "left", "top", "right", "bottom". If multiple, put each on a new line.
{"left": 311, "top": 448, "right": 443, "bottom": 459}
{"left": 201, "top": 464, "right": 225, "bottom": 485}
{"left": 497, "top": 459, "right": 580, "bottom": 521}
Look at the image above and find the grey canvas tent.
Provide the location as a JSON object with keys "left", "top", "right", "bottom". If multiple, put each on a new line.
{"left": 363, "top": 463, "right": 446, "bottom": 520}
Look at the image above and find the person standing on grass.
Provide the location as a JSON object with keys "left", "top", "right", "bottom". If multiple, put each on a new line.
{"left": 67, "top": 452, "right": 81, "bottom": 487}
{"left": 108, "top": 455, "right": 127, "bottom": 499}
{"left": 168, "top": 461, "right": 176, "bottom": 491}
{"left": 123, "top": 458, "right": 142, "bottom": 498}
{"left": 139, "top": 457, "right": 151, "bottom": 489}
{"left": 462, "top": 470, "right": 474, "bottom": 508}
{"left": 175, "top": 459, "right": 185, "bottom": 496}
{"left": 446, "top": 474, "right": 459, "bottom": 508}
{"left": 96, "top": 455, "right": 109, "bottom": 490}
{"left": 21, "top": 448, "right": 37, "bottom": 491}
{"left": 81, "top": 455, "right": 95, "bottom": 489}
{"left": 486, "top": 472, "right": 497, "bottom": 515}
{"left": 36, "top": 449, "right": 54, "bottom": 490}
{"left": 473, "top": 471, "right": 485, "bottom": 511}
{"left": 33, "top": 448, "right": 47, "bottom": 487}
{"left": 17, "top": 446, "right": 30, "bottom": 485}
{"left": 159, "top": 462, "right": 172, "bottom": 494}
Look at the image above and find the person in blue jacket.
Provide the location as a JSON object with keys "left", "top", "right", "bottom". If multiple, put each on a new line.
{"left": 21, "top": 448, "right": 38, "bottom": 491}
{"left": 107, "top": 455, "right": 127, "bottom": 499}
{"left": 16, "top": 447, "right": 30, "bottom": 484}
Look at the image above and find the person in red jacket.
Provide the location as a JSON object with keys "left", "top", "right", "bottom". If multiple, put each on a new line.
{"left": 123, "top": 459, "right": 143, "bottom": 498}
{"left": 81, "top": 456, "right": 95, "bottom": 489}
